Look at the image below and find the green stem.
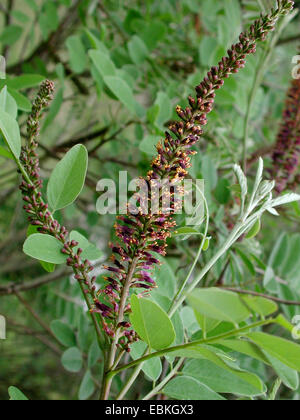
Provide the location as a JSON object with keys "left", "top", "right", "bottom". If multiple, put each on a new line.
{"left": 107, "top": 318, "right": 273, "bottom": 379}
{"left": 100, "top": 255, "right": 140, "bottom": 400}
{"left": 78, "top": 281, "right": 106, "bottom": 352}
{"left": 172, "top": 184, "right": 210, "bottom": 309}
{"left": 116, "top": 363, "right": 144, "bottom": 400}
{"left": 169, "top": 221, "right": 243, "bottom": 317}
{"left": 142, "top": 358, "right": 185, "bottom": 400}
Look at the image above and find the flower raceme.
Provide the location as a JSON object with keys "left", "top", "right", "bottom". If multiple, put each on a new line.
{"left": 19, "top": 82, "right": 105, "bottom": 345}
{"left": 95, "top": 0, "right": 295, "bottom": 351}
{"left": 270, "top": 71, "right": 300, "bottom": 193}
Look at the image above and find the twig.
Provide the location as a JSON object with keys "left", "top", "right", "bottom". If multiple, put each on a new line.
{"left": 52, "top": 127, "right": 109, "bottom": 153}
{"left": 143, "top": 358, "right": 185, "bottom": 400}
{"left": 220, "top": 287, "right": 300, "bottom": 306}
{"left": 6, "top": 318, "right": 62, "bottom": 356}
{"left": 14, "top": 291, "right": 61, "bottom": 342}
{"left": 0, "top": 269, "right": 68, "bottom": 296}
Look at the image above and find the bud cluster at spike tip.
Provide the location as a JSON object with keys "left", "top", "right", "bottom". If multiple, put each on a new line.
{"left": 19, "top": 82, "right": 103, "bottom": 335}
{"left": 95, "top": 0, "right": 294, "bottom": 351}
{"left": 270, "top": 72, "right": 300, "bottom": 193}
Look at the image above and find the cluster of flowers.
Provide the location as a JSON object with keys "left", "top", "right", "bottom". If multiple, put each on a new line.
{"left": 19, "top": 81, "right": 100, "bottom": 331}
{"left": 96, "top": 0, "right": 294, "bottom": 350}
{"left": 270, "top": 73, "right": 300, "bottom": 193}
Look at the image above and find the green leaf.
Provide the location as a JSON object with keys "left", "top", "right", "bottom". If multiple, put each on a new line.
{"left": 78, "top": 370, "right": 95, "bottom": 400}
{"left": 270, "top": 193, "right": 300, "bottom": 208}
{"left": 24, "top": 0, "right": 38, "bottom": 12}
{"left": 8, "top": 88, "right": 32, "bottom": 112}
{"left": 263, "top": 352, "right": 299, "bottom": 391}
{"left": 202, "top": 156, "right": 218, "bottom": 190}
{"left": 51, "top": 320, "right": 77, "bottom": 348}
{"left": 184, "top": 344, "right": 265, "bottom": 394}
{"left": 128, "top": 35, "right": 149, "bottom": 65}
{"left": 194, "top": 312, "right": 220, "bottom": 336}
{"left": 40, "top": 261, "right": 56, "bottom": 273}
{"left": 130, "top": 295, "right": 176, "bottom": 350}
{"left": 183, "top": 359, "right": 265, "bottom": 397}
{"left": 139, "top": 134, "right": 160, "bottom": 156}
{"left": 163, "top": 376, "right": 225, "bottom": 400}
{"left": 188, "top": 288, "right": 251, "bottom": 324}
{"left": 88, "top": 340, "right": 102, "bottom": 368}
{"left": 0, "top": 145, "right": 13, "bottom": 160}
{"left": 233, "top": 164, "right": 247, "bottom": 203}
{"left": 215, "top": 338, "right": 270, "bottom": 365}
{"left": 27, "top": 226, "right": 56, "bottom": 272}
{"left": 89, "top": 50, "right": 116, "bottom": 78}
{"left": 23, "top": 234, "right": 66, "bottom": 264}
{"left": 141, "top": 21, "right": 166, "bottom": 50}
{"left": 235, "top": 248, "right": 256, "bottom": 275}
{"left": 0, "top": 25, "right": 22, "bottom": 46}
{"left": 6, "top": 74, "right": 45, "bottom": 90}
{"left": 154, "top": 91, "right": 172, "bottom": 129}
{"left": 103, "top": 76, "right": 144, "bottom": 117}
{"left": 246, "top": 218, "right": 261, "bottom": 239}
{"left": 84, "top": 30, "right": 109, "bottom": 54}
{"left": 241, "top": 295, "right": 278, "bottom": 317}
{"left": 153, "top": 257, "right": 176, "bottom": 300}
{"left": 0, "top": 86, "right": 18, "bottom": 119}
{"left": 247, "top": 332, "right": 300, "bottom": 372}
{"left": 174, "top": 227, "right": 202, "bottom": 237}
{"left": 66, "top": 35, "right": 87, "bottom": 74}
{"left": 215, "top": 178, "right": 231, "bottom": 204}
{"left": 0, "top": 109, "right": 21, "bottom": 160}
{"left": 61, "top": 347, "right": 83, "bottom": 373}
{"left": 69, "top": 231, "right": 102, "bottom": 261}
{"left": 199, "top": 37, "right": 219, "bottom": 67}
{"left": 8, "top": 386, "right": 28, "bottom": 401}
{"left": 130, "top": 341, "right": 162, "bottom": 381}
{"left": 47, "top": 144, "right": 88, "bottom": 211}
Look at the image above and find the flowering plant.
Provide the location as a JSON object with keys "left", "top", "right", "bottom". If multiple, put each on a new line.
{"left": 1, "top": 0, "right": 300, "bottom": 402}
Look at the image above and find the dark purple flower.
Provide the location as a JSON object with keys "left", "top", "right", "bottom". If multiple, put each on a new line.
{"left": 270, "top": 75, "right": 300, "bottom": 192}
{"left": 95, "top": 0, "right": 295, "bottom": 351}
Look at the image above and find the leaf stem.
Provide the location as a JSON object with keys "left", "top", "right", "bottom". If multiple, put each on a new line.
{"left": 107, "top": 318, "right": 274, "bottom": 379}
{"left": 142, "top": 358, "right": 185, "bottom": 400}
{"left": 171, "top": 184, "right": 210, "bottom": 309}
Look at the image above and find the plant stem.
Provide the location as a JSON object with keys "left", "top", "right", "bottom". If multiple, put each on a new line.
{"left": 142, "top": 358, "right": 185, "bottom": 400}
{"left": 172, "top": 184, "right": 209, "bottom": 307}
{"left": 100, "top": 256, "right": 140, "bottom": 400}
{"left": 78, "top": 281, "right": 105, "bottom": 351}
{"left": 169, "top": 222, "right": 243, "bottom": 317}
{"left": 116, "top": 363, "right": 144, "bottom": 400}
{"left": 220, "top": 287, "right": 300, "bottom": 305}
{"left": 107, "top": 318, "right": 273, "bottom": 379}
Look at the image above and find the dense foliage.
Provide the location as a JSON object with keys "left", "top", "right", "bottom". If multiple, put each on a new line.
{"left": 1, "top": 0, "right": 300, "bottom": 401}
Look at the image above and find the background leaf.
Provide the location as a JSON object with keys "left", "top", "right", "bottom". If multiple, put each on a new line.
{"left": 61, "top": 347, "right": 83, "bottom": 373}
{"left": 163, "top": 376, "right": 225, "bottom": 400}
{"left": 47, "top": 144, "right": 88, "bottom": 211}
{"left": 50, "top": 320, "right": 76, "bottom": 347}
